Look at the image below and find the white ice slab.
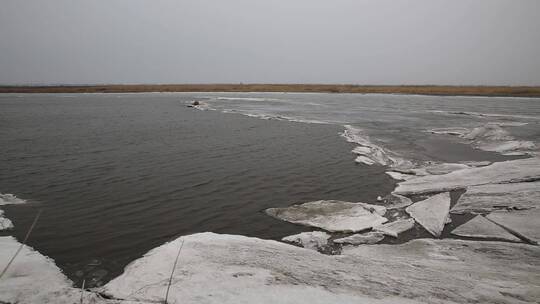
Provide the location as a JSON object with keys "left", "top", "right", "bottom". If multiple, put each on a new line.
{"left": 374, "top": 218, "right": 415, "bottom": 238}
{"left": 101, "top": 232, "right": 540, "bottom": 304}
{"left": 451, "top": 215, "right": 521, "bottom": 242}
{"left": 405, "top": 193, "right": 450, "bottom": 237}
{"left": 487, "top": 209, "right": 540, "bottom": 245}
{"left": 333, "top": 232, "right": 385, "bottom": 245}
{"left": 394, "top": 158, "right": 540, "bottom": 195}
{"left": 266, "top": 200, "right": 388, "bottom": 232}
{"left": 451, "top": 181, "right": 540, "bottom": 214}
{"left": 282, "top": 231, "right": 330, "bottom": 251}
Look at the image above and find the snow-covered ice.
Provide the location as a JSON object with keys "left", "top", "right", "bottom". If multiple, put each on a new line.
{"left": 101, "top": 232, "right": 540, "bottom": 304}
{"left": 487, "top": 209, "right": 540, "bottom": 245}
{"left": 451, "top": 181, "right": 540, "bottom": 214}
{"left": 451, "top": 215, "right": 521, "bottom": 242}
{"left": 266, "top": 200, "right": 388, "bottom": 232}
{"left": 374, "top": 218, "right": 415, "bottom": 238}
{"left": 282, "top": 231, "right": 330, "bottom": 251}
{"left": 333, "top": 232, "right": 385, "bottom": 245}
{"left": 0, "top": 209, "right": 14, "bottom": 230}
{"left": 394, "top": 158, "right": 540, "bottom": 195}
{"left": 405, "top": 193, "right": 450, "bottom": 237}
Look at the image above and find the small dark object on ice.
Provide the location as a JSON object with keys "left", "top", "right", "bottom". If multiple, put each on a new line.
{"left": 187, "top": 101, "right": 200, "bottom": 108}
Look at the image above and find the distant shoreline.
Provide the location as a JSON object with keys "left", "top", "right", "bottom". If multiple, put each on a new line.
{"left": 1, "top": 84, "right": 540, "bottom": 97}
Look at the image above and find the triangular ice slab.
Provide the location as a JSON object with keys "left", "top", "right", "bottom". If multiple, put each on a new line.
{"left": 405, "top": 192, "right": 450, "bottom": 237}
{"left": 451, "top": 215, "right": 521, "bottom": 242}
{"left": 487, "top": 209, "right": 540, "bottom": 245}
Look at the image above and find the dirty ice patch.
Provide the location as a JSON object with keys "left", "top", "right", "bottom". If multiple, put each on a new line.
{"left": 394, "top": 158, "right": 540, "bottom": 195}
{"left": 266, "top": 200, "right": 387, "bottom": 232}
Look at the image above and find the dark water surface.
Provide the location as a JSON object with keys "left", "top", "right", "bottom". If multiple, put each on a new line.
{"left": 0, "top": 94, "right": 394, "bottom": 286}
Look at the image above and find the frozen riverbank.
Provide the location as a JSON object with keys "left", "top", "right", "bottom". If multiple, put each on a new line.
{"left": 6, "top": 232, "right": 538, "bottom": 304}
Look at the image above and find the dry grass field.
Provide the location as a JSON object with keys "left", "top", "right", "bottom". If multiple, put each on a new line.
{"left": 1, "top": 84, "right": 540, "bottom": 97}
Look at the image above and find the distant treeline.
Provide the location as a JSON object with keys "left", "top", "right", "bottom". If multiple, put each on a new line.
{"left": 1, "top": 84, "right": 539, "bottom": 97}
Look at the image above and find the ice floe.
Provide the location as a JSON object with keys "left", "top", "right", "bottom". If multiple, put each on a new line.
{"left": 266, "top": 200, "right": 387, "bottom": 232}
{"left": 101, "top": 232, "right": 540, "bottom": 304}
{"left": 0, "top": 193, "right": 27, "bottom": 205}
{"left": 451, "top": 181, "right": 540, "bottom": 214}
{"left": 282, "top": 231, "right": 330, "bottom": 251}
{"left": 0, "top": 209, "right": 14, "bottom": 230}
{"left": 333, "top": 232, "right": 385, "bottom": 245}
{"left": 451, "top": 215, "right": 521, "bottom": 242}
{"left": 394, "top": 158, "right": 540, "bottom": 195}
{"left": 374, "top": 218, "right": 415, "bottom": 238}
{"left": 405, "top": 193, "right": 450, "bottom": 237}
{"left": 487, "top": 209, "right": 540, "bottom": 245}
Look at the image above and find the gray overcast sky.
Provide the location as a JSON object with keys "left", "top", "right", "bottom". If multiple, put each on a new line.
{"left": 1, "top": 0, "right": 539, "bottom": 85}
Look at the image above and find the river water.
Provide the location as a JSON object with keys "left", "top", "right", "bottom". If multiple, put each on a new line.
{"left": 1, "top": 92, "right": 538, "bottom": 286}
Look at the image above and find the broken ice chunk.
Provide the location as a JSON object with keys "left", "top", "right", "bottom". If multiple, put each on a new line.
{"left": 333, "top": 232, "right": 385, "bottom": 245}
{"left": 451, "top": 215, "right": 521, "bottom": 242}
{"left": 266, "top": 200, "right": 387, "bottom": 232}
{"left": 486, "top": 209, "right": 540, "bottom": 245}
{"left": 373, "top": 218, "right": 415, "bottom": 238}
{"left": 405, "top": 193, "right": 450, "bottom": 237}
